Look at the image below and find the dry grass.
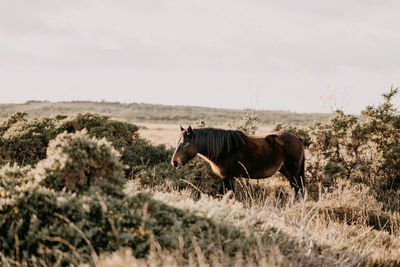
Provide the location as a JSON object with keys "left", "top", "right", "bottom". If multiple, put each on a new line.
{"left": 93, "top": 176, "right": 400, "bottom": 267}
{"left": 100, "top": 128, "right": 400, "bottom": 267}
{"left": 84, "top": 162, "right": 399, "bottom": 266}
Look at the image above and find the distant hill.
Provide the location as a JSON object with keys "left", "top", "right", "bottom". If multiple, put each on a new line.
{"left": 0, "top": 100, "right": 331, "bottom": 126}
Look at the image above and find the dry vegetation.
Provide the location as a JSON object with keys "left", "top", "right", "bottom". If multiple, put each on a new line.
{"left": 0, "top": 89, "right": 399, "bottom": 266}
{"left": 0, "top": 101, "right": 330, "bottom": 127}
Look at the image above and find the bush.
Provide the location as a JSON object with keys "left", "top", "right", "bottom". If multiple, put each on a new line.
{"left": 226, "top": 113, "right": 258, "bottom": 135}
{"left": 33, "top": 130, "right": 126, "bottom": 193}
{"left": 0, "top": 112, "right": 170, "bottom": 173}
{"left": 135, "top": 158, "right": 220, "bottom": 194}
{"left": 0, "top": 112, "right": 219, "bottom": 194}
{"left": 0, "top": 114, "right": 59, "bottom": 166}
{"left": 0, "top": 165, "right": 274, "bottom": 266}
{"left": 275, "top": 87, "right": 400, "bottom": 196}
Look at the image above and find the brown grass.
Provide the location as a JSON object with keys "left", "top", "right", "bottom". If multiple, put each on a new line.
{"left": 92, "top": 176, "right": 400, "bottom": 267}
{"left": 105, "top": 127, "right": 399, "bottom": 266}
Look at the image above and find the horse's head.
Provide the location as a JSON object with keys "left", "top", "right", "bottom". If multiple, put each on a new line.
{"left": 171, "top": 125, "right": 197, "bottom": 168}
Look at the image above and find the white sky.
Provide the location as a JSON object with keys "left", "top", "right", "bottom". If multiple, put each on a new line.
{"left": 1, "top": 0, "right": 399, "bottom": 114}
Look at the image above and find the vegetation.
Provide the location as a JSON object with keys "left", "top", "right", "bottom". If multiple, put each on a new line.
{"left": 0, "top": 101, "right": 330, "bottom": 126}
{"left": 275, "top": 87, "right": 400, "bottom": 202}
{"left": 0, "top": 163, "right": 269, "bottom": 266}
{"left": 226, "top": 113, "right": 259, "bottom": 135}
{"left": 1, "top": 88, "right": 400, "bottom": 266}
{"left": 34, "top": 130, "right": 126, "bottom": 193}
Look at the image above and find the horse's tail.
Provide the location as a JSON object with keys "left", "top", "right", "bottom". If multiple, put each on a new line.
{"left": 299, "top": 154, "right": 306, "bottom": 191}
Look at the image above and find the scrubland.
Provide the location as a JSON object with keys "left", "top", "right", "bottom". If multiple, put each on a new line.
{"left": 0, "top": 88, "right": 399, "bottom": 266}
{"left": 0, "top": 101, "right": 330, "bottom": 126}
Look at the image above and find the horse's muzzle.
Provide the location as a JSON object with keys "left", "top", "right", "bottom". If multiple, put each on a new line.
{"left": 172, "top": 160, "right": 180, "bottom": 169}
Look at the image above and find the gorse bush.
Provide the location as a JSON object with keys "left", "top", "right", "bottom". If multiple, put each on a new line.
{"left": 0, "top": 162, "right": 283, "bottom": 266}
{"left": 0, "top": 112, "right": 217, "bottom": 193}
{"left": 226, "top": 113, "right": 259, "bottom": 135}
{"left": 135, "top": 158, "right": 219, "bottom": 195}
{"left": 0, "top": 112, "right": 138, "bottom": 167}
{"left": 33, "top": 130, "right": 126, "bottom": 193}
{"left": 0, "top": 112, "right": 58, "bottom": 166}
{"left": 0, "top": 112, "right": 170, "bottom": 174}
{"left": 0, "top": 164, "right": 33, "bottom": 200}
{"left": 275, "top": 87, "right": 400, "bottom": 195}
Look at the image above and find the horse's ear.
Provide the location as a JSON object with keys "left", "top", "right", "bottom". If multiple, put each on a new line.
{"left": 187, "top": 125, "right": 193, "bottom": 136}
{"left": 180, "top": 125, "right": 184, "bottom": 131}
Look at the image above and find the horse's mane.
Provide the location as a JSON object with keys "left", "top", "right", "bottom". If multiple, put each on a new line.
{"left": 192, "top": 128, "right": 247, "bottom": 160}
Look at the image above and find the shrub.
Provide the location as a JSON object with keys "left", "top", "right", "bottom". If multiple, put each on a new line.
{"left": 0, "top": 164, "right": 33, "bottom": 201}
{"left": 275, "top": 87, "right": 400, "bottom": 196}
{"left": 0, "top": 112, "right": 219, "bottom": 194}
{"left": 194, "top": 118, "right": 206, "bottom": 128}
{"left": 135, "top": 158, "right": 220, "bottom": 195}
{"left": 226, "top": 113, "right": 258, "bottom": 135}
{"left": 0, "top": 115, "right": 59, "bottom": 166}
{"left": 0, "top": 167, "right": 274, "bottom": 266}
{"left": 33, "top": 130, "right": 126, "bottom": 193}
{"left": 0, "top": 112, "right": 170, "bottom": 173}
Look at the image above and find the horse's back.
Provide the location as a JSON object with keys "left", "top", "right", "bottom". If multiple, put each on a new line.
{"left": 265, "top": 131, "right": 303, "bottom": 146}
{"left": 265, "top": 131, "right": 304, "bottom": 159}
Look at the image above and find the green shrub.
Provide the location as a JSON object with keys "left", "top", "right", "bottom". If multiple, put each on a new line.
{"left": 1, "top": 112, "right": 138, "bottom": 167}
{"left": 33, "top": 130, "right": 126, "bottom": 193}
{"left": 276, "top": 87, "right": 400, "bottom": 196}
{"left": 0, "top": 115, "right": 59, "bottom": 166}
{"left": 0, "top": 164, "right": 33, "bottom": 201}
{"left": 0, "top": 169, "right": 276, "bottom": 266}
{"left": 135, "top": 158, "right": 219, "bottom": 194}
{"left": 0, "top": 112, "right": 220, "bottom": 195}
{"left": 0, "top": 112, "right": 170, "bottom": 172}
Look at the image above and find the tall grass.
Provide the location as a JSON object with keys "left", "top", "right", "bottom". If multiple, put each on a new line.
{"left": 96, "top": 176, "right": 400, "bottom": 266}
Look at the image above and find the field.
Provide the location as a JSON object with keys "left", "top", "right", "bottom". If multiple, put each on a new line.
{"left": 0, "top": 93, "right": 400, "bottom": 266}
{"left": 0, "top": 101, "right": 330, "bottom": 126}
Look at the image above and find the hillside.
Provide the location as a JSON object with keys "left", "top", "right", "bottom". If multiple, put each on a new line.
{"left": 0, "top": 101, "right": 330, "bottom": 126}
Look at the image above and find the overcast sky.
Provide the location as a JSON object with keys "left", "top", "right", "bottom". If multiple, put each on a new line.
{"left": 1, "top": 0, "right": 399, "bottom": 114}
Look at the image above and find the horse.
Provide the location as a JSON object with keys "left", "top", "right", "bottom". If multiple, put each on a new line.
{"left": 171, "top": 126, "right": 305, "bottom": 195}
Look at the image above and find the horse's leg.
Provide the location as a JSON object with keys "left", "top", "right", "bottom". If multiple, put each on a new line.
{"left": 279, "top": 161, "right": 303, "bottom": 195}
{"left": 298, "top": 155, "right": 305, "bottom": 192}
{"left": 292, "top": 155, "right": 306, "bottom": 195}
{"left": 279, "top": 165, "right": 298, "bottom": 195}
{"left": 218, "top": 177, "right": 234, "bottom": 195}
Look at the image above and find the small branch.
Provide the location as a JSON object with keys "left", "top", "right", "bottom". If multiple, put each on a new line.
{"left": 15, "top": 234, "right": 20, "bottom": 267}
{"left": 44, "top": 236, "right": 81, "bottom": 262}
{"left": 0, "top": 252, "right": 13, "bottom": 267}
{"left": 54, "top": 213, "right": 99, "bottom": 264}
{"left": 179, "top": 179, "right": 203, "bottom": 194}
{"left": 96, "top": 192, "right": 121, "bottom": 249}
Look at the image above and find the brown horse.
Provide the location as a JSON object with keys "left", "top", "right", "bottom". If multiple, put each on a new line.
{"left": 171, "top": 126, "right": 306, "bottom": 195}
